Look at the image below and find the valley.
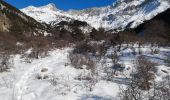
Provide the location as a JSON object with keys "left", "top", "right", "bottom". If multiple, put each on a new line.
{"left": 0, "top": 0, "right": 170, "bottom": 100}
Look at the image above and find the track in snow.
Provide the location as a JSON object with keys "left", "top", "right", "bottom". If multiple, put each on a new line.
{"left": 14, "top": 63, "right": 42, "bottom": 100}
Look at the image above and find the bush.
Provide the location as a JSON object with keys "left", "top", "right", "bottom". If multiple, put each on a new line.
{"left": 73, "top": 41, "right": 96, "bottom": 54}
{"left": 111, "top": 50, "right": 124, "bottom": 74}
{"left": 132, "top": 56, "right": 157, "bottom": 90}
{"left": 165, "top": 56, "right": 170, "bottom": 67}
{"left": 26, "top": 36, "right": 51, "bottom": 59}
{"left": 69, "top": 52, "right": 96, "bottom": 70}
{"left": 151, "top": 75, "right": 170, "bottom": 100}
{"left": 119, "top": 75, "right": 170, "bottom": 100}
{"left": 119, "top": 82, "right": 144, "bottom": 100}
{"left": 0, "top": 53, "right": 12, "bottom": 72}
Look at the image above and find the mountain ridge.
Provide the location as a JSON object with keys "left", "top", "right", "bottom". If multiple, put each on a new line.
{"left": 21, "top": 0, "right": 170, "bottom": 31}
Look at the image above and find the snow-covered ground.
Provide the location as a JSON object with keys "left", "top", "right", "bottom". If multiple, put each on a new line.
{"left": 0, "top": 45, "right": 169, "bottom": 100}
{"left": 0, "top": 48, "right": 123, "bottom": 100}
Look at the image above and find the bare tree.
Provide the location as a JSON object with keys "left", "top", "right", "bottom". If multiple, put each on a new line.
{"left": 119, "top": 79, "right": 144, "bottom": 100}
{"left": 138, "top": 42, "right": 142, "bottom": 55}
{"left": 111, "top": 50, "right": 124, "bottom": 74}
{"left": 149, "top": 75, "right": 170, "bottom": 100}
{"left": 69, "top": 52, "right": 96, "bottom": 70}
{"left": 119, "top": 75, "right": 170, "bottom": 100}
{"left": 0, "top": 53, "right": 12, "bottom": 72}
{"left": 104, "top": 50, "right": 124, "bottom": 81}
{"left": 166, "top": 56, "right": 170, "bottom": 67}
{"left": 119, "top": 56, "right": 156, "bottom": 100}
{"left": 132, "top": 56, "right": 156, "bottom": 90}
{"left": 84, "top": 73, "right": 98, "bottom": 92}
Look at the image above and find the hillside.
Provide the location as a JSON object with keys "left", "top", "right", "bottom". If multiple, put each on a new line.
{"left": 0, "top": 0, "right": 58, "bottom": 53}
{"left": 0, "top": 0, "right": 46, "bottom": 33}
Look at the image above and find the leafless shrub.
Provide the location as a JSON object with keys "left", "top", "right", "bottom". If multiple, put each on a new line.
{"left": 166, "top": 56, "right": 170, "bottom": 67}
{"left": 119, "top": 55, "right": 156, "bottom": 99}
{"left": 49, "top": 75, "right": 59, "bottom": 86}
{"left": 69, "top": 52, "right": 96, "bottom": 70}
{"left": 90, "top": 43, "right": 107, "bottom": 61}
{"left": 111, "top": 51, "right": 119, "bottom": 65}
{"left": 27, "top": 48, "right": 49, "bottom": 59}
{"left": 49, "top": 75, "right": 71, "bottom": 95}
{"left": 138, "top": 42, "right": 142, "bottom": 55}
{"left": 104, "top": 67, "right": 115, "bottom": 81}
{"left": 119, "top": 81, "right": 144, "bottom": 100}
{"left": 132, "top": 56, "right": 157, "bottom": 90}
{"left": 73, "top": 42, "right": 95, "bottom": 54}
{"left": 119, "top": 56, "right": 169, "bottom": 100}
{"left": 103, "top": 50, "right": 124, "bottom": 81}
{"left": 150, "top": 75, "right": 170, "bottom": 100}
{"left": 53, "top": 40, "right": 72, "bottom": 49}
{"left": 111, "top": 50, "right": 124, "bottom": 73}
{"left": 119, "top": 75, "right": 170, "bottom": 100}
{"left": 84, "top": 76, "right": 97, "bottom": 92}
{"left": 27, "top": 36, "right": 50, "bottom": 59}
{"left": 76, "top": 72, "right": 98, "bottom": 92}
{"left": 72, "top": 40, "right": 108, "bottom": 63}
{"left": 1, "top": 75, "right": 15, "bottom": 88}
{"left": 0, "top": 53, "right": 12, "bottom": 72}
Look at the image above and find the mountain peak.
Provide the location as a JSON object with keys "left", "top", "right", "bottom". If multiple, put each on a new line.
{"left": 41, "top": 3, "right": 57, "bottom": 11}
{"left": 22, "top": 0, "right": 170, "bottom": 31}
{"left": 24, "top": 5, "right": 36, "bottom": 11}
{"left": 46, "top": 3, "right": 56, "bottom": 8}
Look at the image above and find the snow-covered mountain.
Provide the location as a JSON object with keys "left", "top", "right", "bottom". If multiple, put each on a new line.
{"left": 21, "top": 3, "right": 73, "bottom": 25}
{"left": 21, "top": 0, "right": 170, "bottom": 31}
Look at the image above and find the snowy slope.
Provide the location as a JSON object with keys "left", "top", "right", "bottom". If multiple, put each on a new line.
{"left": 0, "top": 45, "right": 169, "bottom": 100}
{"left": 21, "top": 0, "right": 170, "bottom": 31}
{"left": 0, "top": 48, "right": 124, "bottom": 100}
{"left": 21, "top": 3, "right": 73, "bottom": 25}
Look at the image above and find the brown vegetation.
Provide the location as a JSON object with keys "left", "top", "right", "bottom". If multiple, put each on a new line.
{"left": 132, "top": 56, "right": 157, "bottom": 90}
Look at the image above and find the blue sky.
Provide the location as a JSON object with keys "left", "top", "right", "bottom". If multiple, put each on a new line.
{"left": 5, "top": 0, "right": 115, "bottom": 11}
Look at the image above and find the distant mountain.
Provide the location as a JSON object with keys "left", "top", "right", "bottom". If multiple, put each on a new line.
{"left": 21, "top": 3, "right": 93, "bottom": 34}
{"left": 21, "top": 0, "right": 170, "bottom": 31}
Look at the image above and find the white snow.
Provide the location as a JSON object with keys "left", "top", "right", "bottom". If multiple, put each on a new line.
{"left": 43, "top": 31, "right": 52, "bottom": 37}
{"left": 21, "top": 0, "right": 170, "bottom": 31}
{"left": 0, "top": 44, "right": 169, "bottom": 100}
{"left": 0, "top": 48, "right": 122, "bottom": 100}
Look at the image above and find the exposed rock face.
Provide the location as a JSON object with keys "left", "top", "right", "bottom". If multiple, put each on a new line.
{"left": 0, "top": 14, "right": 10, "bottom": 32}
